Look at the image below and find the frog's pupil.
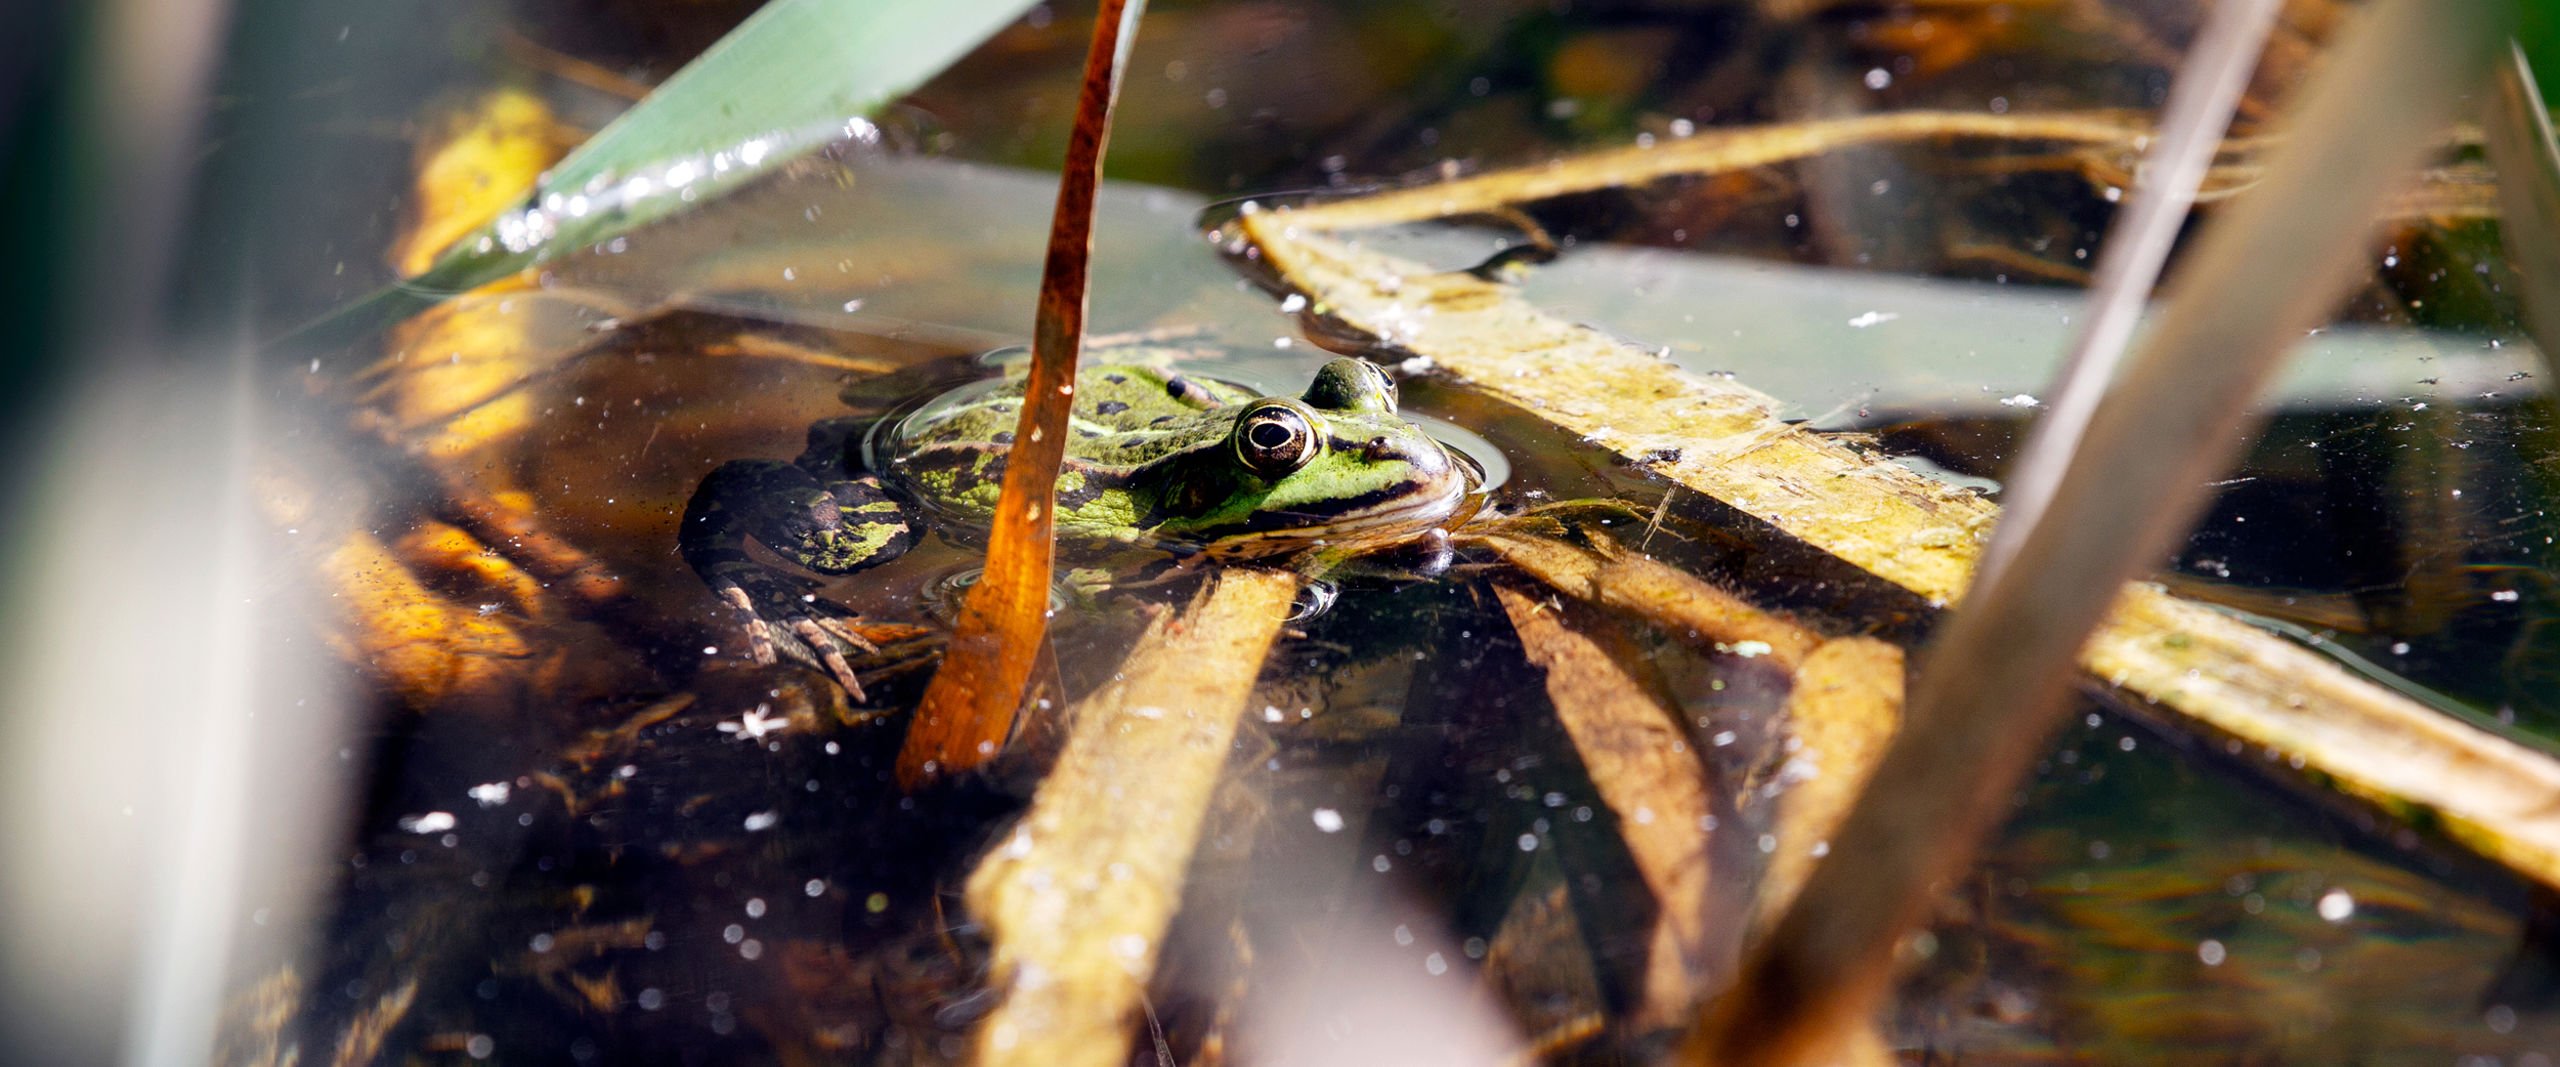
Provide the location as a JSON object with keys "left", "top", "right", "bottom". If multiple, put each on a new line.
{"left": 1250, "top": 422, "right": 1294, "bottom": 449}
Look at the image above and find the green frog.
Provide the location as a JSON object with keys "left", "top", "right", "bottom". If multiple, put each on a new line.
{"left": 679, "top": 353, "right": 1478, "bottom": 696}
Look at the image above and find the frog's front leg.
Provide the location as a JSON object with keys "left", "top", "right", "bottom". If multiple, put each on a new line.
{"left": 679, "top": 459, "right": 920, "bottom": 698}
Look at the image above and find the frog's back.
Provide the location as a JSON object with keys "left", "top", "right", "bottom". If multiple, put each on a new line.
{"left": 1071, "top": 364, "right": 1255, "bottom": 428}
{"left": 882, "top": 361, "right": 1255, "bottom": 525}
{"left": 896, "top": 363, "right": 1251, "bottom": 444}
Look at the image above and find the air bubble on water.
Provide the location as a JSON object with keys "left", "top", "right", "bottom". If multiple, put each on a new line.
{"left": 2318, "top": 888, "right": 2355, "bottom": 922}
{"left": 398, "top": 812, "right": 456, "bottom": 834}
{"left": 1312, "top": 808, "right": 1345, "bottom": 833}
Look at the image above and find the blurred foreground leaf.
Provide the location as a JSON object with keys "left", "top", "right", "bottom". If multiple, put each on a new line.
{"left": 299, "top": 0, "right": 1040, "bottom": 344}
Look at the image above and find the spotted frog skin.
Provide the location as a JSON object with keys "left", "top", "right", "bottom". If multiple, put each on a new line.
{"left": 679, "top": 354, "right": 1475, "bottom": 695}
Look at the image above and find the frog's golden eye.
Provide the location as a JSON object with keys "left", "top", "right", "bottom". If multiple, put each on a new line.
{"left": 1234, "top": 404, "right": 1319, "bottom": 478}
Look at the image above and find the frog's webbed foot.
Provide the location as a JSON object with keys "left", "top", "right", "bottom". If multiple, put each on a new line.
{"left": 698, "top": 562, "right": 879, "bottom": 701}
{"left": 681, "top": 459, "right": 920, "bottom": 700}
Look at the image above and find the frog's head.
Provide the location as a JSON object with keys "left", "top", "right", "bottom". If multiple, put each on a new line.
{"left": 1154, "top": 358, "right": 1476, "bottom": 553}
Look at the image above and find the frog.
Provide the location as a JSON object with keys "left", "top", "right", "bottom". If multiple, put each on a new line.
{"left": 678, "top": 353, "right": 1479, "bottom": 697}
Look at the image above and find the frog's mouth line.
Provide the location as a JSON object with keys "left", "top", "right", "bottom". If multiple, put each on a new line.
{"left": 1201, "top": 465, "right": 1483, "bottom": 558}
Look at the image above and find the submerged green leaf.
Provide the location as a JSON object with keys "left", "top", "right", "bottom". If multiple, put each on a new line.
{"left": 299, "top": 0, "right": 1040, "bottom": 344}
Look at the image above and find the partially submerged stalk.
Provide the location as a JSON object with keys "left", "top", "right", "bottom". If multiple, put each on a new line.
{"left": 898, "top": 0, "right": 1148, "bottom": 788}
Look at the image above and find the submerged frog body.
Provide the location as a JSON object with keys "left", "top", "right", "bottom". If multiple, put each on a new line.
{"left": 679, "top": 354, "right": 1475, "bottom": 695}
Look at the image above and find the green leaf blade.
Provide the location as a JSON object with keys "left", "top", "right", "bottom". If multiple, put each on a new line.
{"left": 296, "top": 0, "right": 1040, "bottom": 345}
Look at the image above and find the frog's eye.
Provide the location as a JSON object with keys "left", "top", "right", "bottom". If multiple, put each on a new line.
{"left": 1366, "top": 361, "right": 1400, "bottom": 413}
{"left": 1302, "top": 357, "right": 1398, "bottom": 414}
{"left": 1234, "top": 403, "right": 1320, "bottom": 478}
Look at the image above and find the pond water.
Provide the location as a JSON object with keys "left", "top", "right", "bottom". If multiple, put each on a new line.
{"left": 20, "top": 0, "right": 2560, "bottom": 1064}
{"left": 229, "top": 276, "right": 2560, "bottom": 1062}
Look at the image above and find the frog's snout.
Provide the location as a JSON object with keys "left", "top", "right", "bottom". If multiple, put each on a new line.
{"left": 1383, "top": 433, "right": 1458, "bottom": 481}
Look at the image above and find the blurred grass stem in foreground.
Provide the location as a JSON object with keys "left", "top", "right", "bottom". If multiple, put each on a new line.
{"left": 1976, "top": 0, "right": 2285, "bottom": 586}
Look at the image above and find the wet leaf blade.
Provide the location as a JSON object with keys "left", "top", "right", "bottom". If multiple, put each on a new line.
{"left": 1493, "top": 583, "right": 1720, "bottom": 1025}
{"left": 1272, "top": 111, "right": 2149, "bottom": 234}
{"left": 964, "top": 568, "right": 1297, "bottom": 1064}
{"left": 297, "top": 0, "right": 1040, "bottom": 342}
{"left": 896, "top": 0, "right": 1147, "bottom": 788}
{"left": 1468, "top": 525, "right": 1822, "bottom": 670}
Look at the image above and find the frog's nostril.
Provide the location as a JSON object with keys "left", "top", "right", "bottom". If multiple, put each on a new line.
{"left": 1362, "top": 436, "right": 1394, "bottom": 460}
